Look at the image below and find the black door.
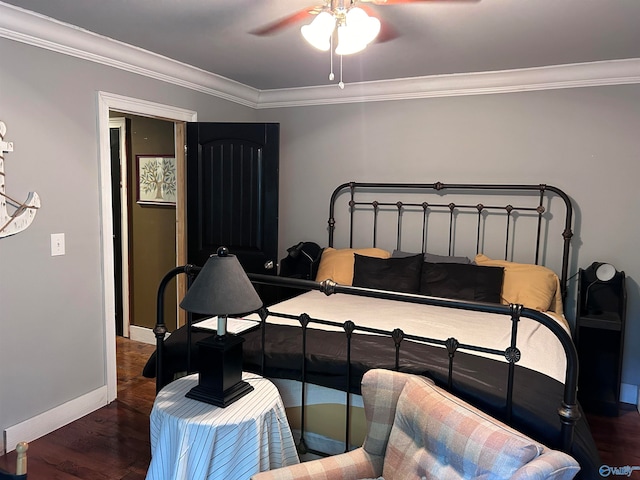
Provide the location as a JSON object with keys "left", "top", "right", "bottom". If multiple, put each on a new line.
{"left": 186, "top": 122, "right": 279, "bottom": 284}
{"left": 110, "top": 127, "right": 124, "bottom": 336}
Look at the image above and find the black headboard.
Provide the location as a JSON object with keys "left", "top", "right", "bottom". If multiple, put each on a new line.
{"left": 328, "top": 181, "right": 573, "bottom": 299}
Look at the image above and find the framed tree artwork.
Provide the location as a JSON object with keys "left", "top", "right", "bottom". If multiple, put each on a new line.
{"left": 136, "top": 155, "right": 177, "bottom": 206}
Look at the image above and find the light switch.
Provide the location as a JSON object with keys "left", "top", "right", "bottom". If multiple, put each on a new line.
{"left": 51, "top": 233, "right": 65, "bottom": 256}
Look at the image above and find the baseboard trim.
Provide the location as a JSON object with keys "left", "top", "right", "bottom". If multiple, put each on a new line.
{"left": 3, "top": 386, "right": 108, "bottom": 453}
{"left": 620, "top": 382, "right": 639, "bottom": 407}
{"left": 129, "top": 325, "right": 161, "bottom": 345}
{"left": 290, "top": 429, "right": 356, "bottom": 458}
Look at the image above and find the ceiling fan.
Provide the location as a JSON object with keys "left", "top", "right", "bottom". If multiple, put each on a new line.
{"left": 250, "top": 0, "right": 479, "bottom": 42}
{"left": 251, "top": 0, "right": 479, "bottom": 88}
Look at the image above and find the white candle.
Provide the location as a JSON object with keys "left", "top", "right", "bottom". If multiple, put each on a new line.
{"left": 217, "top": 315, "right": 227, "bottom": 336}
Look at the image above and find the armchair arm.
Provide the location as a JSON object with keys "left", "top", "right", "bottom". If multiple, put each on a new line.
{"left": 251, "top": 448, "right": 382, "bottom": 480}
{"left": 510, "top": 450, "right": 580, "bottom": 480}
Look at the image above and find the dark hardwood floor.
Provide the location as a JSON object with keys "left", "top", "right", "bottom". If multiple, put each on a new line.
{"left": 1, "top": 337, "right": 155, "bottom": 479}
{"left": 1, "top": 337, "right": 639, "bottom": 478}
{"left": 586, "top": 404, "right": 640, "bottom": 472}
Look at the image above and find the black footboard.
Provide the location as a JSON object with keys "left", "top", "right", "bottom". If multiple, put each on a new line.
{"left": 247, "top": 275, "right": 581, "bottom": 454}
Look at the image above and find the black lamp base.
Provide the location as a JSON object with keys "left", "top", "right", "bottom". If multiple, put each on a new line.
{"left": 186, "top": 379, "right": 253, "bottom": 407}
{"left": 185, "top": 333, "right": 253, "bottom": 407}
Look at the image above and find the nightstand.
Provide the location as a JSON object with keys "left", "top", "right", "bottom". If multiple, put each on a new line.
{"left": 575, "top": 263, "right": 627, "bottom": 416}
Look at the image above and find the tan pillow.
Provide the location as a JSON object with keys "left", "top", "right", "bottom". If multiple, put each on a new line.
{"left": 315, "top": 247, "right": 391, "bottom": 285}
{"left": 474, "top": 254, "right": 560, "bottom": 311}
{"left": 549, "top": 275, "right": 564, "bottom": 314}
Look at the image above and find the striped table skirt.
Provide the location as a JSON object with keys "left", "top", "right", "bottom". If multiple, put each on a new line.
{"left": 146, "top": 372, "right": 300, "bottom": 480}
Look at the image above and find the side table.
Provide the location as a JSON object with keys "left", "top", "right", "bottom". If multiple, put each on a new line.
{"left": 146, "top": 372, "right": 300, "bottom": 480}
{"left": 575, "top": 265, "right": 626, "bottom": 416}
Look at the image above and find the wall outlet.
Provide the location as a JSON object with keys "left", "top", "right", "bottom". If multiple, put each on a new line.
{"left": 51, "top": 233, "right": 65, "bottom": 256}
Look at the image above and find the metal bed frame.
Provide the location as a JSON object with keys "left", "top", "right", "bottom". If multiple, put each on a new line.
{"left": 153, "top": 180, "right": 581, "bottom": 461}
{"left": 248, "top": 181, "right": 579, "bottom": 457}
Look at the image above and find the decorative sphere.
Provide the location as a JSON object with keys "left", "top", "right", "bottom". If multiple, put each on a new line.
{"left": 216, "top": 246, "right": 229, "bottom": 257}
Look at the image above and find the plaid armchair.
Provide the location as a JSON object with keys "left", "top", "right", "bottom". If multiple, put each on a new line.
{"left": 251, "top": 369, "right": 580, "bottom": 480}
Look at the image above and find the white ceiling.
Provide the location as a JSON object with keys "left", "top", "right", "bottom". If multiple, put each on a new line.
{"left": 2, "top": 0, "right": 640, "bottom": 91}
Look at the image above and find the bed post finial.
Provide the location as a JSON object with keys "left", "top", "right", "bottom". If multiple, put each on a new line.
{"left": 320, "top": 278, "right": 337, "bottom": 296}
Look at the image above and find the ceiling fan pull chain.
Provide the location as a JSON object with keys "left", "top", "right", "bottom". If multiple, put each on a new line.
{"left": 339, "top": 55, "right": 345, "bottom": 89}
{"left": 329, "top": 35, "right": 335, "bottom": 81}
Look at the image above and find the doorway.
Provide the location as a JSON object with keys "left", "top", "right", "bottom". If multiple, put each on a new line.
{"left": 98, "top": 91, "right": 197, "bottom": 402}
{"left": 110, "top": 113, "right": 179, "bottom": 341}
{"left": 109, "top": 117, "right": 128, "bottom": 337}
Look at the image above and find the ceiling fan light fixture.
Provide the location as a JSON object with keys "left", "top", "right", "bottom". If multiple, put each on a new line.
{"left": 301, "top": 11, "right": 336, "bottom": 51}
{"left": 335, "top": 7, "right": 380, "bottom": 56}
{"left": 346, "top": 7, "right": 381, "bottom": 45}
{"left": 335, "top": 24, "right": 367, "bottom": 55}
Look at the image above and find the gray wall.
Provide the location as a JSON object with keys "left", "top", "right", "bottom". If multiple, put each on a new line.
{"left": 0, "top": 37, "right": 255, "bottom": 444}
{"left": 258, "top": 86, "right": 640, "bottom": 392}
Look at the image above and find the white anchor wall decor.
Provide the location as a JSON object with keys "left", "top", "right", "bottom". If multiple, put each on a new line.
{"left": 0, "top": 120, "right": 40, "bottom": 238}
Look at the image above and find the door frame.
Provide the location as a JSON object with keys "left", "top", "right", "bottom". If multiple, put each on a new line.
{"left": 109, "top": 117, "right": 130, "bottom": 338}
{"left": 98, "top": 91, "right": 197, "bottom": 402}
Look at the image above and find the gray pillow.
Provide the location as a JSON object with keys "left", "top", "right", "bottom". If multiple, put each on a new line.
{"left": 392, "top": 249, "right": 471, "bottom": 264}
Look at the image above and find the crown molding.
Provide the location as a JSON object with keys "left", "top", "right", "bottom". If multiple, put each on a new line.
{"left": 2, "top": 2, "right": 640, "bottom": 110}
{"left": 0, "top": 2, "right": 260, "bottom": 108}
{"left": 256, "top": 59, "right": 640, "bottom": 108}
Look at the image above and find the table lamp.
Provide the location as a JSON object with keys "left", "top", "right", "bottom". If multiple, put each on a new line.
{"left": 179, "top": 247, "right": 263, "bottom": 407}
{"left": 584, "top": 262, "right": 617, "bottom": 315}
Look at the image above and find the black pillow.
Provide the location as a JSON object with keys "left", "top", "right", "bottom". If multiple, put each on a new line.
{"left": 420, "top": 262, "right": 504, "bottom": 303}
{"left": 352, "top": 254, "right": 423, "bottom": 294}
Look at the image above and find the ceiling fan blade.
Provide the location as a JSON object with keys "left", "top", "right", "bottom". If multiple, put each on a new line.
{"left": 249, "top": 7, "right": 318, "bottom": 36}
{"left": 376, "top": 20, "right": 399, "bottom": 43}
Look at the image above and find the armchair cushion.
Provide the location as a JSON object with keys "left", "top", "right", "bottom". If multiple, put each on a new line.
{"left": 382, "top": 376, "right": 579, "bottom": 480}
{"left": 361, "top": 369, "right": 432, "bottom": 457}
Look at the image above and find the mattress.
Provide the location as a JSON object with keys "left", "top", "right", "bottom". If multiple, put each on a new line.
{"left": 248, "top": 290, "right": 570, "bottom": 383}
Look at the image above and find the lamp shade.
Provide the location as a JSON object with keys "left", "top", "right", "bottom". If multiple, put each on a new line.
{"left": 179, "top": 248, "right": 263, "bottom": 316}
{"left": 593, "top": 262, "right": 616, "bottom": 282}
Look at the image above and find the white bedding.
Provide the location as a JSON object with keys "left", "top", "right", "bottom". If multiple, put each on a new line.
{"left": 251, "top": 290, "right": 570, "bottom": 384}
